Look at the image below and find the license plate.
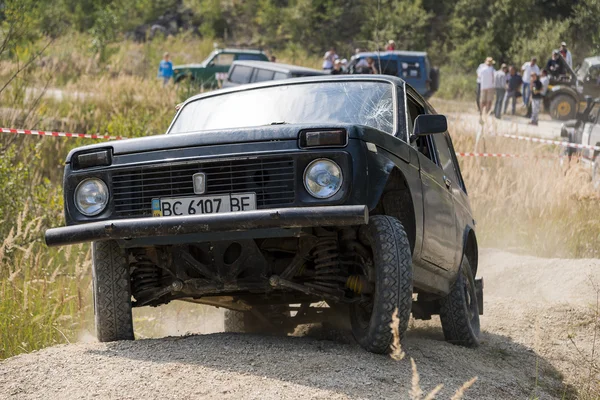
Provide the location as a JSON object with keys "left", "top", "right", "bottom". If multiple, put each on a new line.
{"left": 152, "top": 193, "right": 256, "bottom": 217}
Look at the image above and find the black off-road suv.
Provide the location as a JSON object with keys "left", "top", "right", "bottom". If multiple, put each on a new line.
{"left": 45, "top": 75, "right": 482, "bottom": 353}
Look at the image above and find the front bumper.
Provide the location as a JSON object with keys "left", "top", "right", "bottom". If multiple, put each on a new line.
{"left": 45, "top": 205, "right": 369, "bottom": 247}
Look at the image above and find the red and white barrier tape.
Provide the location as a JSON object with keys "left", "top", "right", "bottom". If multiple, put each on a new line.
{"left": 502, "top": 134, "right": 600, "bottom": 151}
{"left": 456, "top": 152, "right": 529, "bottom": 158}
{"left": 1, "top": 127, "right": 124, "bottom": 141}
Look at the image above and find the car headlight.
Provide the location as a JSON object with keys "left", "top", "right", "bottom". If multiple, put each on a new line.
{"left": 303, "top": 159, "right": 343, "bottom": 199}
{"left": 74, "top": 178, "right": 109, "bottom": 216}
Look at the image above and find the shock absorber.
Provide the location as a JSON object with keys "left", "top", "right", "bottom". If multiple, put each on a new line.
{"left": 130, "top": 251, "right": 161, "bottom": 296}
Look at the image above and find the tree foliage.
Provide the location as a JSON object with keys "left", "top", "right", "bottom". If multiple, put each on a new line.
{"left": 2, "top": 0, "right": 600, "bottom": 69}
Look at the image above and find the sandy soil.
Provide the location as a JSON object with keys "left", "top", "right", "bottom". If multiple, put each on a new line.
{"left": 0, "top": 249, "right": 598, "bottom": 399}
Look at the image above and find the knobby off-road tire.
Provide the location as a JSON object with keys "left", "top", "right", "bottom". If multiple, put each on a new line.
{"left": 550, "top": 95, "right": 577, "bottom": 121}
{"left": 92, "top": 240, "right": 134, "bottom": 342}
{"left": 350, "top": 215, "right": 413, "bottom": 354}
{"left": 439, "top": 256, "right": 480, "bottom": 347}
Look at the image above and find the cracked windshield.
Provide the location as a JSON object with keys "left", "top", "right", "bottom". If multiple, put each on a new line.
{"left": 169, "top": 81, "right": 395, "bottom": 134}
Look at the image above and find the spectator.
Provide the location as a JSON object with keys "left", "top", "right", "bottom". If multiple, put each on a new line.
{"left": 322, "top": 47, "right": 338, "bottom": 70}
{"left": 341, "top": 58, "right": 348, "bottom": 72}
{"left": 546, "top": 51, "right": 563, "bottom": 77}
{"left": 559, "top": 42, "right": 573, "bottom": 68}
{"left": 157, "top": 52, "right": 174, "bottom": 87}
{"left": 270, "top": 55, "right": 277, "bottom": 62}
{"left": 540, "top": 69, "right": 550, "bottom": 96}
{"left": 386, "top": 40, "right": 396, "bottom": 51}
{"left": 529, "top": 72, "right": 543, "bottom": 125}
{"left": 366, "top": 57, "right": 379, "bottom": 74}
{"left": 478, "top": 57, "right": 496, "bottom": 116}
{"left": 331, "top": 59, "right": 344, "bottom": 75}
{"left": 494, "top": 63, "right": 508, "bottom": 119}
{"left": 521, "top": 57, "right": 540, "bottom": 107}
{"left": 476, "top": 59, "right": 488, "bottom": 112}
{"left": 504, "top": 66, "right": 523, "bottom": 115}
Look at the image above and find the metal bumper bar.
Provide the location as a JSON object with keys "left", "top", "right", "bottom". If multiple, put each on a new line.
{"left": 45, "top": 205, "right": 369, "bottom": 247}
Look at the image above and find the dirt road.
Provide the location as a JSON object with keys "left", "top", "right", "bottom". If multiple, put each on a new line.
{"left": 1, "top": 249, "right": 598, "bottom": 399}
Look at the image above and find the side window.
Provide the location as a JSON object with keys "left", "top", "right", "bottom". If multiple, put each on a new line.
{"left": 253, "top": 68, "right": 275, "bottom": 82}
{"left": 432, "top": 133, "right": 461, "bottom": 188}
{"left": 401, "top": 62, "right": 422, "bottom": 79}
{"left": 236, "top": 54, "right": 266, "bottom": 61}
{"left": 273, "top": 72, "right": 288, "bottom": 80}
{"left": 380, "top": 59, "right": 399, "bottom": 77}
{"left": 228, "top": 65, "right": 253, "bottom": 84}
{"left": 407, "top": 96, "right": 435, "bottom": 161}
{"left": 213, "top": 53, "right": 234, "bottom": 66}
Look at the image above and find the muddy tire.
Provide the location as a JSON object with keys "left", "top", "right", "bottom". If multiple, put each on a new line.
{"left": 92, "top": 240, "right": 134, "bottom": 342}
{"left": 350, "top": 215, "right": 413, "bottom": 354}
{"left": 439, "top": 256, "right": 480, "bottom": 347}
{"left": 550, "top": 95, "right": 577, "bottom": 121}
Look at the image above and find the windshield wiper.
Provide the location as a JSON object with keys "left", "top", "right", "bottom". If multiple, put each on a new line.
{"left": 270, "top": 121, "right": 287, "bottom": 125}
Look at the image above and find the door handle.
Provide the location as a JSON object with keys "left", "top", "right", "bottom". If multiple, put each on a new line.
{"left": 444, "top": 176, "right": 452, "bottom": 189}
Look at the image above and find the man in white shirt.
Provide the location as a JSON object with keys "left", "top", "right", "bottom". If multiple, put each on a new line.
{"left": 476, "top": 60, "right": 487, "bottom": 112}
{"left": 478, "top": 57, "right": 496, "bottom": 116}
{"left": 322, "top": 47, "right": 338, "bottom": 70}
{"left": 521, "top": 57, "right": 540, "bottom": 107}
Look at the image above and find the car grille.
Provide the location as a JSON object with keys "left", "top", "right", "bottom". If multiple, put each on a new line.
{"left": 111, "top": 156, "right": 296, "bottom": 218}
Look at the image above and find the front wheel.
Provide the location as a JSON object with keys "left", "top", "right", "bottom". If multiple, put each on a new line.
{"left": 550, "top": 95, "right": 577, "bottom": 120}
{"left": 350, "top": 215, "right": 413, "bottom": 354}
{"left": 439, "top": 256, "right": 480, "bottom": 347}
{"left": 92, "top": 240, "right": 134, "bottom": 342}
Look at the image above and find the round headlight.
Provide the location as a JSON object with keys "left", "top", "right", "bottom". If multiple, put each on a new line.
{"left": 74, "top": 178, "right": 109, "bottom": 216}
{"left": 303, "top": 159, "right": 343, "bottom": 199}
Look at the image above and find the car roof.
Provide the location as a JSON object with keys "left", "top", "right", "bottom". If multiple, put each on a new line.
{"left": 583, "top": 56, "right": 600, "bottom": 65}
{"left": 230, "top": 60, "right": 326, "bottom": 74}
{"left": 216, "top": 48, "right": 266, "bottom": 54}
{"left": 356, "top": 50, "right": 428, "bottom": 58}
{"left": 182, "top": 75, "right": 406, "bottom": 105}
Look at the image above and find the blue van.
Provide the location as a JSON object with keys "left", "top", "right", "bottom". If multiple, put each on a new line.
{"left": 348, "top": 51, "right": 439, "bottom": 98}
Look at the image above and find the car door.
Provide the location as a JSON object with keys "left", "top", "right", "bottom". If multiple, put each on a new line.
{"left": 406, "top": 93, "right": 458, "bottom": 270}
{"left": 208, "top": 53, "right": 235, "bottom": 84}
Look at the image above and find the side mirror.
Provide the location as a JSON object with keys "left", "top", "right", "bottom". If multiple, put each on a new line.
{"left": 413, "top": 114, "right": 447, "bottom": 138}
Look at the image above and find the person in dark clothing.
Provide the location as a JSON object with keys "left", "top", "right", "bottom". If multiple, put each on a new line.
{"left": 529, "top": 72, "right": 543, "bottom": 125}
{"left": 546, "top": 51, "right": 565, "bottom": 78}
{"left": 331, "top": 59, "right": 344, "bottom": 75}
{"left": 504, "top": 66, "right": 522, "bottom": 115}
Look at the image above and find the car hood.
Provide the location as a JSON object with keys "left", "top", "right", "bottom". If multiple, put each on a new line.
{"left": 173, "top": 63, "right": 205, "bottom": 70}
{"left": 65, "top": 124, "right": 379, "bottom": 163}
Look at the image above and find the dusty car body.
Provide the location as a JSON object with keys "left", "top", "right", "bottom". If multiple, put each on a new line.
{"left": 561, "top": 97, "right": 600, "bottom": 188}
{"left": 223, "top": 60, "right": 327, "bottom": 88}
{"left": 45, "top": 76, "right": 482, "bottom": 353}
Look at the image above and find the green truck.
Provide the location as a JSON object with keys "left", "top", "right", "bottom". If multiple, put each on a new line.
{"left": 173, "top": 48, "right": 269, "bottom": 89}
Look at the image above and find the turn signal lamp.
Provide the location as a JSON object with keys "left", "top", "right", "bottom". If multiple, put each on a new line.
{"left": 299, "top": 129, "right": 348, "bottom": 149}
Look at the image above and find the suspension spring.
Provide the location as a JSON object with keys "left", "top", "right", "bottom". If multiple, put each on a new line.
{"left": 312, "top": 238, "right": 340, "bottom": 275}
{"left": 130, "top": 252, "right": 161, "bottom": 295}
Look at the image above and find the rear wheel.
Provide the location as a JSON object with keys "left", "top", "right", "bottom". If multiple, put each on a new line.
{"left": 550, "top": 95, "right": 577, "bottom": 120}
{"left": 349, "top": 215, "right": 413, "bottom": 354}
{"left": 439, "top": 256, "right": 480, "bottom": 347}
{"left": 92, "top": 240, "right": 134, "bottom": 342}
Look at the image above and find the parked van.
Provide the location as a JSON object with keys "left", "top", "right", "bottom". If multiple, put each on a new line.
{"left": 223, "top": 61, "right": 327, "bottom": 88}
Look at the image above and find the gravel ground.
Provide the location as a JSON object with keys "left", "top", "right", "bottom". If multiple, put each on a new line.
{"left": 1, "top": 249, "right": 598, "bottom": 399}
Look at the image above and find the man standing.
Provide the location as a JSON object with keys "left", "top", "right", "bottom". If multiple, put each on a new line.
{"left": 504, "top": 66, "right": 523, "bottom": 115}
{"left": 331, "top": 59, "right": 344, "bottom": 75}
{"left": 494, "top": 63, "right": 508, "bottom": 119}
{"left": 546, "top": 51, "right": 563, "bottom": 77}
{"left": 476, "top": 59, "right": 488, "bottom": 112}
{"left": 322, "top": 47, "right": 338, "bottom": 70}
{"left": 478, "top": 57, "right": 496, "bottom": 116}
{"left": 157, "top": 52, "right": 174, "bottom": 87}
{"left": 521, "top": 57, "right": 540, "bottom": 107}
{"left": 559, "top": 42, "right": 573, "bottom": 68}
{"left": 529, "top": 72, "right": 543, "bottom": 125}
{"left": 386, "top": 40, "right": 396, "bottom": 51}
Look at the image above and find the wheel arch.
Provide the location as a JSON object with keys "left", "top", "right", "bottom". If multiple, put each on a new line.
{"left": 462, "top": 227, "right": 478, "bottom": 278}
{"left": 370, "top": 167, "right": 418, "bottom": 255}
